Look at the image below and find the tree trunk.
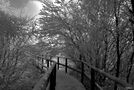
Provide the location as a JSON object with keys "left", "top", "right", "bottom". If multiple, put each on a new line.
{"left": 126, "top": 0, "right": 134, "bottom": 83}
{"left": 114, "top": 0, "right": 121, "bottom": 90}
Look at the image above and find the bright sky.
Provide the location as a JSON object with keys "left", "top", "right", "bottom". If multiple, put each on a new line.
{"left": 0, "top": 0, "right": 77, "bottom": 17}
{"left": 19, "top": 0, "right": 44, "bottom": 17}
{"left": 0, "top": 0, "right": 44, "bottom": 17}
{"left": 23, "top": 1, "right": 43, "bottom": 17}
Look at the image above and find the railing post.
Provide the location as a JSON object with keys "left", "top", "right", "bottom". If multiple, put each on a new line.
{"left": 65, "top": 58, "right": 68, "bottom": 73}
{"left": 37, "top": 56, "right": 40, "bottom": 66}
{"left": 57, "top": 57, "right": 60, "bottom": 70}
{"left": 50, "top": 60, "right": 52, "bottom": 66}
{"left": 47, "top": 60, "right": 49, "bottom": 68}
{"left": 49, "top": 64, "right": 56, "bottom": 90}
{"left": 42, "top": 56, "right": 44, "bottom": 70}
{"left": 54, "top": 65, "right": 56, "bottom": 87}
{"left": 49, "top": 56, "right": 52, "bottom": 66}
{"left": 91, "top": 68, "right": 95, "bottom": 90}
{"left": 81, "top": 62, "right": 84, "bottom": 84}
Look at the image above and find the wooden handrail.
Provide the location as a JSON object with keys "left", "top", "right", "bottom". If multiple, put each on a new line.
{"left": 48, "top": 56, "right": 134, "bottom": 90}
{"left": 84, "top": 73, "right": 103, "bottom": 90}
{"left": 34, "top": 55, "right": 134, "bottom": 90}
{"left": 46, "top": 58, "right": 81, "bottom": 73}
{"left": 81, "top": 61, "right": 134, "bottom": 90}
{"left": 33, "top": 63, "right": 56, "bottom": 90}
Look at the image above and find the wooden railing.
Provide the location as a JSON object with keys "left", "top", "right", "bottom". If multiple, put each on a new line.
{"left": 47, "top": 56, "right": 134, "bottom": 90}
{"left": 33, "top": 62, "right": 56, "bottom": 90}
{"left": 33, "top": 56, "right": 134, "bottom": 90}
